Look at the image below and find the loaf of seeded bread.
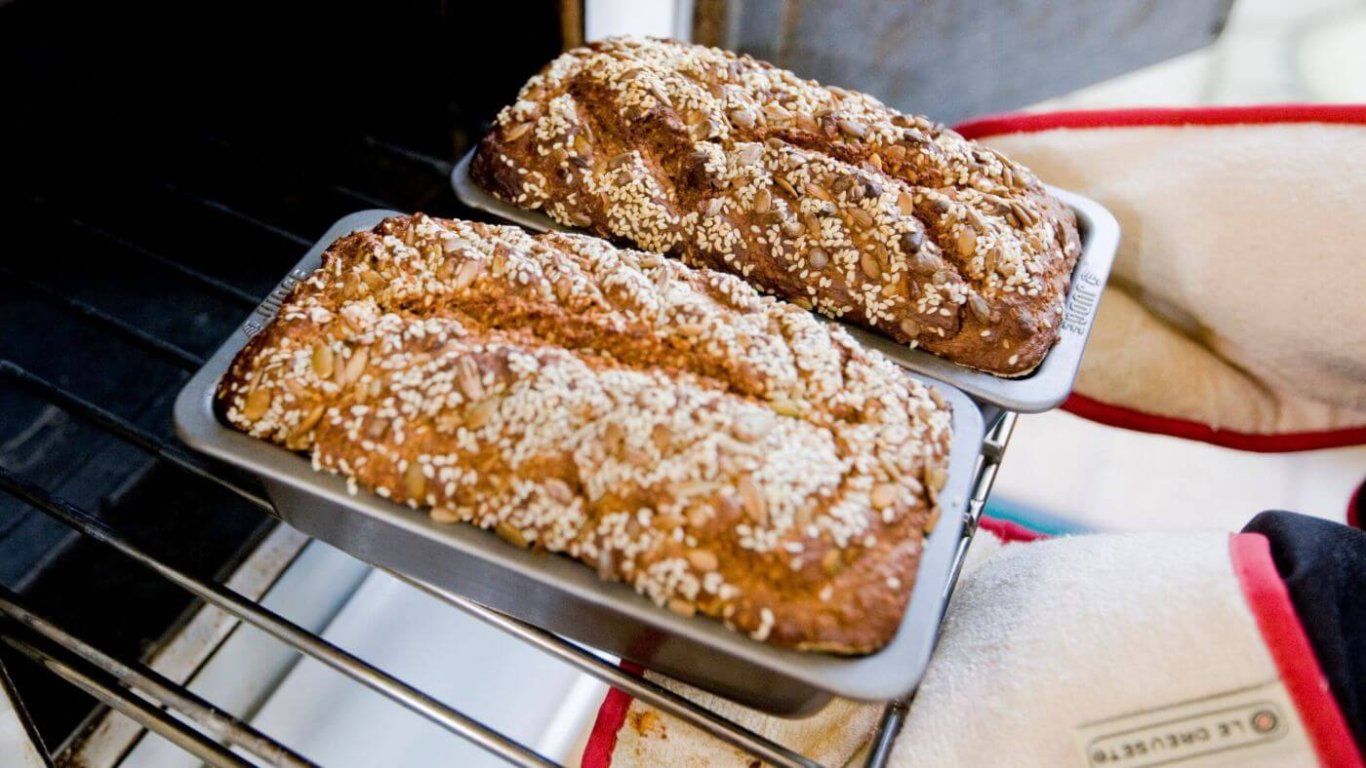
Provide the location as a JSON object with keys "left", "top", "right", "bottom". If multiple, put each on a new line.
{"left": 471, "top": 37, "right": 1082, "bottom": 376}
{"left": 217, "top": 213, "right": 953, "bottom": 653}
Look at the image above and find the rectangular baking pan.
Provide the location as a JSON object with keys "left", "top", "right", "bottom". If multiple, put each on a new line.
{"left": 174, "top": 209, "right": 986, "bottom": 716}
{"left": 452, "top": 149, "right": 1118, "bottom": 413}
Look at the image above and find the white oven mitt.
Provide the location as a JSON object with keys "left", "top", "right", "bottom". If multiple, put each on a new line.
{"left": 582, "top": 521, "right": 1362, "bottom": 768}
{"left": 954, "top": 107, "right": 1366, "bottom": 450}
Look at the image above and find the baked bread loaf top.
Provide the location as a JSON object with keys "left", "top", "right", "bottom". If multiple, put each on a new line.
{"left": 472, "top": 37, "right": 1082, "bottom": 376}
{"left": 218, "top": 214, "right": 953, "bottom": 653}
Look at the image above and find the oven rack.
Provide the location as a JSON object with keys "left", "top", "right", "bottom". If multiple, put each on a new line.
{"left": 0, "top": 290, "right": 1015, "bottom": 768}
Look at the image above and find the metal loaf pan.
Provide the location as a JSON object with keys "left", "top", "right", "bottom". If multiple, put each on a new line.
{"left": 452, "top": 150, "right": 1119, "bottom": 412}
{"left": 174, "top": 209, "right": 986, "bottom": 716}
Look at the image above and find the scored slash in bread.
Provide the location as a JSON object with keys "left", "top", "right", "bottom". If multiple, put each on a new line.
{"left": 217, "top": 214, "right": 954, "bottom": 653}
{"left": 471, "top": 36, "right": 1082, "bottom": 377}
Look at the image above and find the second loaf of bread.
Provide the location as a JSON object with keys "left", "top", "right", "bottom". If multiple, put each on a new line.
{"left": 473, "top": 36, "right": 1082, "bottom": 376}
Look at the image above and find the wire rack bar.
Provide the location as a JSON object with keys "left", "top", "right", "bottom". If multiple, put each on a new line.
{"left": 0, "top": 466, "right": 555, "bottom": 768}
{"left": 0, "top": 587, "right": 316, "bottom": 768}
{"left": 4, "top": 272, "right": 204, "bottom": 371}
{"left": 1, "top": 633, "right": 251, "bottom": 768}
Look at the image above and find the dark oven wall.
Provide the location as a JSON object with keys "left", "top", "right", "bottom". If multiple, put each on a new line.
{"left": 0, "top": 0, "right": 564, "bottom": 753}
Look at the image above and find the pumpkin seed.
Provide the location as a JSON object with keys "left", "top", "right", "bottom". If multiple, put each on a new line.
{"left": 733, "top": 412, "right": 774, "bottom": 442}
{"left": 404, "top": 462, "right": 427, "bottom": 498}
{"left": 753, "top": 187, "right": 771, "bottom": 214}
{"left": 821, "top": 549, "right": 842, "bottom": 575}
{"left": 338, "top": 347, "right": 369, "bottom": 387}
{"left": 312, "top": 344, "right": 335, "bottom": 379}
{"left": 495, "top": 521, "right": 528, "bottom": 548}
{"left": 897, "top": 190, "right": 915, "bottom": 215}
{"left": 871, "top": 483, "right": 899, "bottom": 510}
{"left": 466, "top": 396, "right": 502, "bottom": 430}
{"left": 242, "top": 387, "right": 271, "bottom": 420}
{"left": 687, "top": 549, "right": 719, "bottom": 571}
{"left": 452, "top": 259, "right": 481, "bottom": 291}
{"left": 737, "top": 475, "right": 767, "bottom": 525}
{"left": 544, "top": 478, "right": 574, "bottom": 504}
{"left": 968, "top": 293, "right": 992, "bottom": 324}
{"left": 860, "top": 251, "right": 882, "bottom": 280}
{"left": 957, "top": 226, "right": 978, "bottom": 256}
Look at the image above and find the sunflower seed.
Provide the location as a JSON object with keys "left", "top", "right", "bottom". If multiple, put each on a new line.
{"left": 803, "top": 182, "right": 831, "bottom": 201}
{"left": 899, "top": 318, "right": 921, "bottom": 338}
{"left": 730, "top": 107, "right": 757, "bottom": 130}
{"left": 457, "top": 357, "right": 484, "bottom": 400}
{"left": 504, "top": 122, "right": 533, "bottom": 141}
{"left": 909, "top": 249, "right": 939, "bottom": 274}
{"left": 837, "top": 118, "right": 867, "bottom": 138}
{"left": 807, "top": 247, "right": 829, "bottom": 269}
{"left": 775, "top": 177, "right": 798, "bottom": 198}
{"left": 782, "top": 219, "right": 805, "bottom": 238}
{"left": 736, "top": 143, "right": 762, "bottom": 165}
{"left": 897, "top": 230, "right": 924, "bottom": 256}
{"left": 737, "top": 475, "right": 767, "bottom": 524}
{"left": 667, "top": 597, "right": 697, "bottom": 617}
{"left": 451, "top": 259, "right": 481, "bottom": 291}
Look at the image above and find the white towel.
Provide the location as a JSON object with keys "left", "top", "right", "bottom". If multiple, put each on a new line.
{"left": 585, "top": 527, "right": 1360, "bottom": 767}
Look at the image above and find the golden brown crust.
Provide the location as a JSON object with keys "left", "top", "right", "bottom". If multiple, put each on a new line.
{"left": 471, "top": 36, "right": 1082, "bottom": 376}
{"left": 217, "top": 214, "right": 953, "bottom": 653}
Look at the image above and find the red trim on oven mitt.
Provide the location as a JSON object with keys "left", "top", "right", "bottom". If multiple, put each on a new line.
{"left": 583, "top": 516, "right": 1366, "bottom": 767}
{"left": 954, "top": 105, "right": 1366, "bottom": 453}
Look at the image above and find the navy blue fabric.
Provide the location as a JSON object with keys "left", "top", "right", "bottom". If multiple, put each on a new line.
{"left": 1243, "top": 510, "right": 1366, "bottom": 750}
